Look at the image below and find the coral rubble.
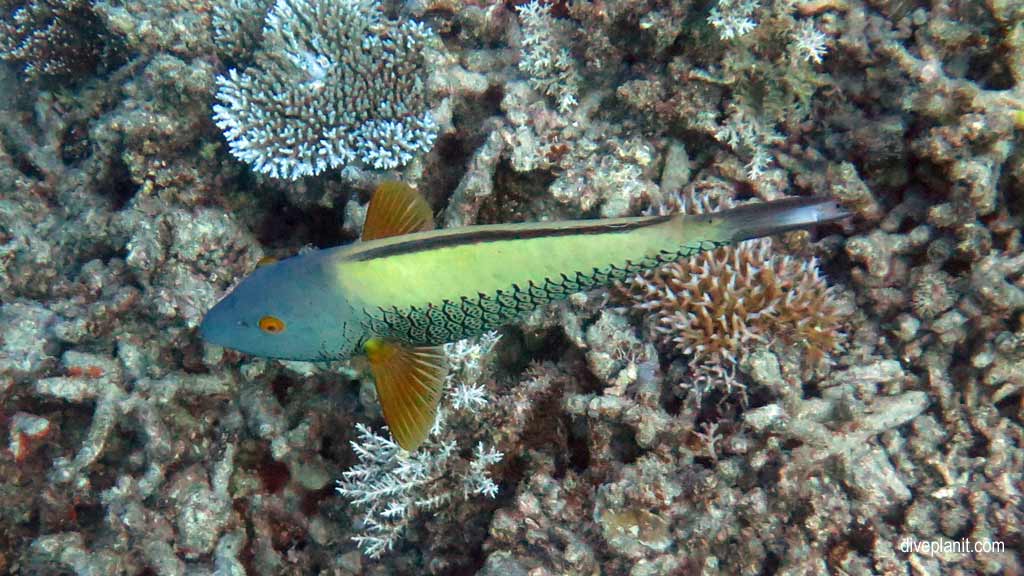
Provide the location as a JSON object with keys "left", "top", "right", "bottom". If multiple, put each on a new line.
{"left": 0, "top": 0, "right": 122, "bottom": 79}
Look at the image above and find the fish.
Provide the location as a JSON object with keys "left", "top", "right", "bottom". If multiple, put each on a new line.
{"left": 200, "top": 181, "right": 849, "bottom": 450}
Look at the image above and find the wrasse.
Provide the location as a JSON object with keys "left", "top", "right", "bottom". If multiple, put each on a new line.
{"left": 200, "top": 182, "right": 849, "bottom": 450}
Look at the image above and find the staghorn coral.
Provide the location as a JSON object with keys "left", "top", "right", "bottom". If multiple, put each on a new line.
{"left": 620, "top": 195, "right": 846, "bottom": 389}
{"left": 213, "top": 0, "right": 439, "bottom": 180}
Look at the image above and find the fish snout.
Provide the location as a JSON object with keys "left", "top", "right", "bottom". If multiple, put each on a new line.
{"left": 199, "top": 296, "right": 243, "bottom": 347}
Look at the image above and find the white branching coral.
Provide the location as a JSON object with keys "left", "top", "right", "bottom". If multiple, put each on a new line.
{"left": 711, "top": 104, "right": 784, "bottom": 180}
{"left": 708, "top": 0, "right": 760, "bottom": 40}
{"left": 516, "top": 0, "right": 581, "bottom": 112}
{"left": 449, "top": 381, "right": 489, "bottom": 411}
{"left": 212, "top": 0, "right": 438, "bottom": 180}
{"left": 793, "top": 20, "right": 829, "bottom": 64}
{"left": 336, "top": 424, "right": 456, "bottom": 557}
{"left": 337, "top": 332, "right": 503, "bottom": 557}
{"left": 336, "top": 424, "right": 503, "bottom": 558}
{"left": 464, "top": 442, "right": 503, "bottom": 498}
{"left": 444, "top": 330, "right": 500, "bottom": 411}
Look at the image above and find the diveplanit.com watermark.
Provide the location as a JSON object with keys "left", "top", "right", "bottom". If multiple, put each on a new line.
{"left": 899, "top": 536, "right": 1005, "bottom": 555}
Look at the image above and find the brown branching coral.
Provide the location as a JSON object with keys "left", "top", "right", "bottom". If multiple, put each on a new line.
{"left": 619, "top": 195, "right": 846, "bottom": 386}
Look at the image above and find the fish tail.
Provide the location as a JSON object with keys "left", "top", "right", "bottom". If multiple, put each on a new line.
{"left": 700, "top": 196, "right": 850, "bottom": 243}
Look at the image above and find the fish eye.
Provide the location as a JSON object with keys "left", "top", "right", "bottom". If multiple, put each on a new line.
{"left": 258, "top": 315, "right": 286, "bottom": 334}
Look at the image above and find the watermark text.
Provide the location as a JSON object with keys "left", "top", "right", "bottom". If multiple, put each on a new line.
{"left": 899, "top": 536, "right": 1004, "bottom": 556}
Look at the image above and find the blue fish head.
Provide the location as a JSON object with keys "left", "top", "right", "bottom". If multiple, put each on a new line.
{"left": 200, "top": 254, "right": 354, "bottom": 361}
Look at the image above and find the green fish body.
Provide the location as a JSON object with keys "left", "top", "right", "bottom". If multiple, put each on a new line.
{"left": 340, "top": 215, "right": 724, "bottom": 346}
{"left": 200, "top": 182, "right": 848, "bottom": 448}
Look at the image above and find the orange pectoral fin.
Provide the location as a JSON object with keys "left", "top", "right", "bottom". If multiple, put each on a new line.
{"left": 364, "top": 338, "right": 447, "bottom": 451}
{"left": 361, "top": 181, "right": 435, "bottom": 241}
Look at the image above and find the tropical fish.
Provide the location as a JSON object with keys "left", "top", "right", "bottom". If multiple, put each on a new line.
{"left": 200, "top": 182, "right": 849, "bottom": 450}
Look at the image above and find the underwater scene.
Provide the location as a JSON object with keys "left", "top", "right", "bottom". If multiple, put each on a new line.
{"left": 1, "top": 0, "right": 1022, "bottom": 574}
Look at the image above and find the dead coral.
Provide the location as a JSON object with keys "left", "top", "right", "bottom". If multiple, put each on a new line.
{"left": 0, "top": 0, "right": 122, "bottom": 79}
{"left": 968, "top": 249, "right": 1024, "bottom": 316}
{"left": 211, "top": 0, "right": 274, "bottom": 62}
{"left": 487, "top": 453, "right": 600, "bottom": 575}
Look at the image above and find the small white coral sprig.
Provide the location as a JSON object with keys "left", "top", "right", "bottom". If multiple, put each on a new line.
{"left": 337, "top": 423, "right": 503, "bottom": 557}
{"left": 792, "top": 20, "right": 829, "bottom": 64}
{"left": 338, "top": 331, "right": 503, "bottom": 557}
{"left": 336, "top": 424, "right": 455, "bottom": 557}
{"left": 712, "top": 104, "right": 784, "bottom": 180}
{"left": 516, "top": 0, "right": 581, "bottom": 112}
{"left": 708, "top": 0, "right": 760, "bottom": 40}
{"left": 464, "top": 442, "right": 503, "bottom": 498}
{"left": 444, "top": 330, "right": 500, "bottom": 411}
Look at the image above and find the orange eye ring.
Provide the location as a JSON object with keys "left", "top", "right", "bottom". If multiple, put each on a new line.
{"left": 258, "top": 315, "right": 286, "bottom": 334}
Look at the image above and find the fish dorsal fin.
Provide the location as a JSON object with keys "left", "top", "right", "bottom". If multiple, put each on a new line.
{"left": 361, "top": 181, "right": 435, "bottom": 241}
{"left": 364, "top": 338, "right": 447, "bottom": 451}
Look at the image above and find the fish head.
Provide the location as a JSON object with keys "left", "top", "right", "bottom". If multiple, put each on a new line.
{"left": 200, "top": 254, "right": 348, "bottom": 361}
